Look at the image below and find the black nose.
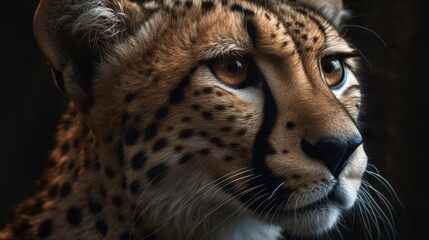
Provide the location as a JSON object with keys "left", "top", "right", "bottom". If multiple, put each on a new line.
{"left": 301, "top": 136, "right": 363, "bottom": 178}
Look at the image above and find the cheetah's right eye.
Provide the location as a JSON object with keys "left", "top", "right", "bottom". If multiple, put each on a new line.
{"left": 208, "top": 56, "right": 250, "bottom": 87}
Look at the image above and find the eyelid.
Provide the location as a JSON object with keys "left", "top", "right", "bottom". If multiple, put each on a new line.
{"left": 321, "top": 52, "right": 361, "bottom": 60}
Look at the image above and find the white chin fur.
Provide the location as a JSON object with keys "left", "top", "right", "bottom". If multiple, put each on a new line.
{"left": 282, "top": 204, "right": 340, "bottom": 237}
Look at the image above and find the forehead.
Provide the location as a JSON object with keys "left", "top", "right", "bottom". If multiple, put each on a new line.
{"left": 138, "top": 0, "right": 348, "bottom": 59}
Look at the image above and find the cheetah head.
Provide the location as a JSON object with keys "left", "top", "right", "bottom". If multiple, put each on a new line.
{"left": 34, "top": 0, "right": 367, "bottom": 238}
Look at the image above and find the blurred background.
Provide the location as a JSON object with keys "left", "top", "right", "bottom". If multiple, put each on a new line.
{"left": 0, "top": 0, "right": 428, "bottom": 239}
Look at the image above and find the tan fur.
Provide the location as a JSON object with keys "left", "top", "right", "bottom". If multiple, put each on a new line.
{"left": 1, "top": 0, "right": 368, "bottom": 239}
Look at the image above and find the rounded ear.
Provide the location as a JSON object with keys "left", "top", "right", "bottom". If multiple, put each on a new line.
{"left": 33, "top": 0, "right": 143, "bottom": 112}
{"left": 296, "top": 0, "right": 344, "bottom": 25}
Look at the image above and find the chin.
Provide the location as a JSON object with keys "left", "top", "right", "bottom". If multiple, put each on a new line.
{"left": 280, "top": 204, "right": 341, "bottom": 237}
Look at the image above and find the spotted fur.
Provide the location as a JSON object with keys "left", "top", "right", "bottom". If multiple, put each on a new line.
{"left": 1, "top": 0, "right": 369, "bottom": 239}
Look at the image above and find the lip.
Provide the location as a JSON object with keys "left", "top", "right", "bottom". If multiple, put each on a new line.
{"left": 286, "top": 190, "right": 337, "bottom": 214}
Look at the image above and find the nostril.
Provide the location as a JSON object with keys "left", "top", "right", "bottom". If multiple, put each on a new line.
{"left": 301, "top": 136, "right": 363, "bottom": 178}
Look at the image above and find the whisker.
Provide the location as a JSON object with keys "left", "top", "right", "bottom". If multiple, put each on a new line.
{"left": 343, "top": 24, "right": 388, "bottom": 48}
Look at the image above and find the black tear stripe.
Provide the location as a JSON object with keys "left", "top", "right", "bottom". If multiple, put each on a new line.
{"left": 244, "top": 80, "right": 289, "bottom": 212}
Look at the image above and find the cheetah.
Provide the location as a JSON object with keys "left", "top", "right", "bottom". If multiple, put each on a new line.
{"left": 1, "top": 0, "right": 373, "bottom": 239}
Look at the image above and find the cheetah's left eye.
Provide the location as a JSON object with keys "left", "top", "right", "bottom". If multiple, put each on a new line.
{"left": 208, "top": 56, "right": 250, "bottom": 88}
{"left": 320, "top": 56, "right": 346, "bottom": 89}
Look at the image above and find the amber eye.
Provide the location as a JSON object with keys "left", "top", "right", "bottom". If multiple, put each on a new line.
{"left": 209, "top": 56, "right": 249, "bottom": 87}
{"left": 320, "top": 56, "right": 346, "bottom": 88}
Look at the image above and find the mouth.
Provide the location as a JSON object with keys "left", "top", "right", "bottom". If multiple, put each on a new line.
{"left": 287, "top": 190, "right": 337, "bottom": 214}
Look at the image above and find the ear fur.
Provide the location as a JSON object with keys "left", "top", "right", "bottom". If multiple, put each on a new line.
{"left": 295, "top": 0, "right": 344, "bottom": 25}
{"left": 33, "top": 0, "right": 143, "bottom": 112}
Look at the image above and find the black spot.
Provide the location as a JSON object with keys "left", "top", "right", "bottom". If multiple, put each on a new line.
{"left": 156, "top": 106, "right": 169, "bottom": 120}
{"left": 174, "top": 146, "right": 184, "bottom": 152}
{"left": 118, "top": 214, "right": 125, "bottom": 222}
{"left": 112, "top": 196, "right": 123, "bottom": 208}
{"left": 202, "top": 112, "right": 213, "bottom": 120}
{"left": 193, "top": 90, "right": 201, "bottom": 96}
{"left": 180, "top": 153, "right": 194, "bottom": 164}
{"left": 202, "top": 87, "right": 213, "bottom": 94}
{"left": 130, "top": 180, "right": 140, "bottom": 194}
{"left": 66, "top": 207, "right": 82, "bottom": 226}
{"left": 144, "top": 123, "right": 158, "bottom": 141}
{"left": 48, "top": 185, "right": 58, "bottom": 198}
{"left": 67, "top": 160, "right": 75, "bottom": 170}
{"left": 73, "top": 167, "right": 80, "bottom": 180}
{"left": 221, "top": 0, "right": 228, "bottom": 6}
{"left": 201, "top": 1, "right": 214, "bottom": 11}
{"left": 60, "top": 182, "right": 71, "bottom": 197}
{"left": 174, "top": 0, "right": 181, "bottom": 6}
{"left": 83, "top": 158, "right": 91, "bottom": 169}
{"left": 95, "top": 220, "right": 108, "bottom": 235}
{"left": 125, "top": 128, "right": 140, "bottom": 145}
{"left": 200, "top": 148, "right": 211, "bottom": 155}
{"left": 215, "top": 105, "right": 226, "bottom": 111}
{"left": 224, "top": 156, "right": 234, "bottom": 162}
{"left": 282, "top": 41, "right": 288, "bottom": 47}
{"left": 291, "top": 174, "right": 300, "bottom": 180}
{"left": 152, "top": 138, "right": 168, "bottom": 151}
{"left": 37, "top": 219, "right": 53, "bottom": 238}
{"left": 185, "top": 0, "right": 193, "bottom": 8}
{"left": 105, "top": 167, "right": 115, "bottom": 179}
{"left": 88, "top": 199, "right": 103, "bottom": 214}
{"left": 282, "top": 149, "right": 289, "bottom": 154}
{"left": 294, "top": 29, "right": 301, "bottom": 34}
{"left": 117, "top": 144, "right": 125, "bottom": 166}
{"left": 121, "top": 232, "right": 135, "bottom": 240}
{"left": 313, "top": 36, "right": 319, "bottom": 43}
{"left": 231, "top": 4, "right": 254, "bottom": 16}
{"left": 179, "top": 129, "right": 194, "bottom": 139}
{"left": 227, "top": 116, "right": 236, "bottom": 122}
{"left": 182, "top": 116, "right": 192, "bottom": 122}
{"left": 271, "top": 33, "right": 276, "bottom": 39}
{"left": 236, "top": 129, "right": 247, "bottom": 136}
{"left": 221, "top": 127, "right": 231, "bottom": 132}
{"left": 94, "top": 160, "right": 101, "bottom": 170}
{"left": 61, "top": 142, "right": 70, "bottom": 155}
{"left": 191, "top": 104, "right": 201, "bottom": 111}
{"left": 302, "top": 34, "right": 308, "bottom": 41}
{"left": 147, "top": 163, "right": 168, "bottom": 184}
{"left": 125, "top": 93, "right": 137, "bottom": 103}
{"left": 211, "top": 138, "right": 225, "bottom": 148}
{"left": 121, "top": 113, "right": 130, "bottom": 126}
{"left": 295, "top": 21, "right": 305, "bottom": 28}
{"left": 131, "top": 151, "right": 147, "bottom": 170}
{"left": 169, "top": 76, "right": 190, "bottom": 103}
{"left": 286, "top": 122, "right": 296, "bottom": 130}
{"left": 121, "top": 176, "right": 128, "bottom": 189}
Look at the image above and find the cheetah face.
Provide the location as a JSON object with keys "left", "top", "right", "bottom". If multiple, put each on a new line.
{"left": 35, "top": 0, "right": 367, "bottom": 238}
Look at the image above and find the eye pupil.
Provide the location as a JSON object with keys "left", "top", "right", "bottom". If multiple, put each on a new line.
{"left": 227, "top": 63, "right": 238, "bottom": 73}
{"left": 323, "top": 62, "right": 333, "bottom": 74}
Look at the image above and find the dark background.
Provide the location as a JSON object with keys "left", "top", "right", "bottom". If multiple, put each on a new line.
{"left": 0, "top": 0, "right": 428, "bottom": 239}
